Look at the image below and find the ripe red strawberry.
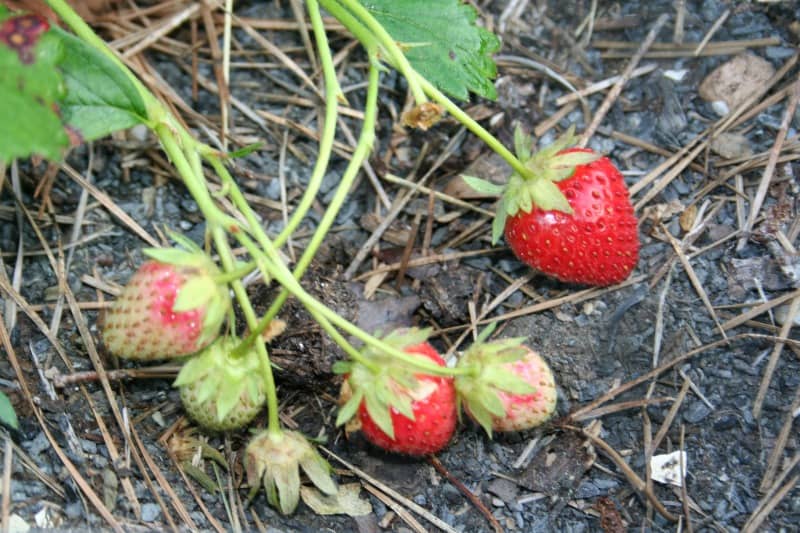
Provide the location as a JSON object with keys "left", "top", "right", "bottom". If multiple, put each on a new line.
{"left": 102, "top": 240, "right": 230, "bottom": 360}
{"left": 465, "top": 127, "right": 638, "bottom": 286}
{"left": 456, "top": 337, "right": 557, "bottom": 435}
{"left": 175, "top": 337, "right": 266, "bottom": 432}
{"left": 336, "top": 328, "right": 457, "bottom": 456}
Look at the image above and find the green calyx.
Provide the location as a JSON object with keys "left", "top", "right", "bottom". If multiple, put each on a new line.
{"left": 334, "top": 327, "right": 434, "bottom": 439}
{"left": 463, "top": 125, "right": 602, "bottom": 244}
{"left": 245, "top": 429, "right": 337, "bottom": 515}
{"left": 144, "top": 231, "right": 231, "bottom": 347}
{"left": 454, "top": 336, "right": 536, "bottom": 438}
{"left": 174, "top": 337, "right": 265, "bottom": 424}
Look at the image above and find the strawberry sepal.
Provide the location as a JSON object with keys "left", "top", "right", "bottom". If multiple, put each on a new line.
{"left": 245, "top": 430, "right": 337, "bottom": 515}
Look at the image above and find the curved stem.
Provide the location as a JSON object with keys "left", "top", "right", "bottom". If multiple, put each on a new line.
{"left": 416, "top": 76, "right": 531, "bottom": 179}
{"left": 323, "top": 0, "right": 427, "bottom": 104}
{"left": 233, "top": 229, "right": 470, "bottom": 378}
{"left": 235, "top": 53, "right": 379, "bottom": 356}
{"left": 211, "top": 227, "right": 281, "bottom": 435}
{"left": 272, "top": 0, "right": 342, "bottom": 250}
{"left": 156, "top": 124, "right": 239, "bottom": 230}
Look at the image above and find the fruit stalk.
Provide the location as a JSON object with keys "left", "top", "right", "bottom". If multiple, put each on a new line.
{"left": 229, "top": 49, "right": 379, "bottom": 356}
{"left": 210, "top": 226, "right": 281, "bottom": 435}
{"left": 321, "top": 0, "right": 428, "bottom": 105}
{"left": 272, "top": 0, "right": 341, "bottom": 249}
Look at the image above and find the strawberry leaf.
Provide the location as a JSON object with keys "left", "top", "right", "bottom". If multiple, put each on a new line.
{"left": 0, "top": 14, "right": 69, "bottom": 161}
{"left": 363, "top": 389, "right": 394, "bottom": 438}
{"left": 173, "top": 276, "right": 216, "bottom": 312}
{"left": 53, "top": 27, "right": 148, "bottom": 142}
{"left": 0, "top": 391, "right": 19, "bottom": 430}
{"left": 527, "top": 178, "right": 572, "bottom": 213}
{"left": 361, "top": 0, "right": 500, "bottom": 101}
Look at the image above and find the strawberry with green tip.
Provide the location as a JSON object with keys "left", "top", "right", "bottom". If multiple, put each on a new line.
{"left": 175, "top": 336, "right": 266, "bottom": 432}
{"left": 101, "top": 234, "right": 230, "bottom": 360}
{"left": 464, "top": 126, "right": 639, "bottom": 286}
{"left": 455, "top": 335, "right": 557, "bottom": 435}
{"left": 336, "top": 328, "right": 457, "bottom": 456}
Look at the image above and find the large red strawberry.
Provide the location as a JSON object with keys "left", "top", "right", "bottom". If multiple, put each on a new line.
{"left": 336, "top": 328, "right": 457, "bottom": 456}
{"left": 102, "top": 238, "right": 230, "bottom": 360}
{"left": 455, "top": 336, "right": 557, "bottom": 436}
{"left": 175, "top": 336, "right": 266, "bottom": 432}
{"left": 465, "top": 127, "right": 639, "bottom": 286}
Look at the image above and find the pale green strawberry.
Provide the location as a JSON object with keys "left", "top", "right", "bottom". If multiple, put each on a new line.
{"left": 175, "top": 336, "right": 266, "bottom": 432}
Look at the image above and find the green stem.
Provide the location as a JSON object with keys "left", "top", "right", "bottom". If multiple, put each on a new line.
{"left": 235, "top": 53, "right": 380, "bottom": 357}
{"left": 213, "top": 260, "right": 257, "bottom": 284}
{"left": 156, "top": 124, "right": 239, "bottom": 230}
{"left": 323, "top": 0, "right": 427, "bottom": 104}
{"left": 234, "top": 230, "right": 469, "bottom": 378}
{"left": 211, "top": 227, "right": 281, "bottom": 436}
{"left": 272, "top": 0, "right": 341, "bottom": 250}
{"left": 416, "top": 76, "right": 531, "bottom": 179}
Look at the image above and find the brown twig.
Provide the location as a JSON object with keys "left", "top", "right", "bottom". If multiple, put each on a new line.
{"left": 428, "top": 455, "right": 503, "bottom": 533}
{"left": 580, "top": 13, "right": 669, "bottom": 145}
{"left": 564, "top": 424, "right": 678, "bottom": 522}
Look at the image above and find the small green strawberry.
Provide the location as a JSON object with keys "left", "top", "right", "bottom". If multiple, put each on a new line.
{"left": 455, "top": 335, "right": 557, "bottom": 436}
{"left": 245, "top": 429, "right": 337, "bottom": 515}
{"left": 102, "top": 234, "right": 230, "bottom": 360}
{"left": 174, "top": 336, "right": 266, "bottom": 432}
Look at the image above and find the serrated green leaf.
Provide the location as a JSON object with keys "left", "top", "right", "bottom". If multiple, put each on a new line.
{"left": 0, "top": 21, "right": 69, "bottom": 161}
{"left": 0, "top": 391, "right": 19, "bottom": 430}
{"left": 53, "top": 27, "right": 148, "bottom": 141}
{"left": 362, "top": 0, "right": 500, "bottom": 101}
{"left": 461, "top": 175, "right": 505, "bottom": 196}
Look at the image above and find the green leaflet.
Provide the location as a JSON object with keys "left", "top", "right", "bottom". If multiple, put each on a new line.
{"left": 361, "top": 0, "right": 500, "bottom": 101}
{"left": 0, "top": 391, "right": 19, "bottom": 430}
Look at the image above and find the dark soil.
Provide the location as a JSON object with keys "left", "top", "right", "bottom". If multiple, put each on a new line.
{"left": 2, "top": 1, "right": 800, "bottom": 532}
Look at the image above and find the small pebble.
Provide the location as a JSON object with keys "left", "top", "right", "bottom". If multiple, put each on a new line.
{"left": 141, "top": 503, "right": 161, "bottom": 523}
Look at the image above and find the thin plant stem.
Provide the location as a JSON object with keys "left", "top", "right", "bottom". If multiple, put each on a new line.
{"left": 272, "top": 0, "right": 342, "bottom": 250}
{"left": 322, "top": 0, "right": 427, "bottom": 104}
{"left": 211, "top": 226, "right": 281, "bottom": 435}
{"left": 235, "top": 53, "right": 380, "bottom": 355}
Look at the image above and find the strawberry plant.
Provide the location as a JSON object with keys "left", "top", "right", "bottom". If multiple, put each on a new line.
{"left": 0, "top": 0, "right": 637, "bottom": 520}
